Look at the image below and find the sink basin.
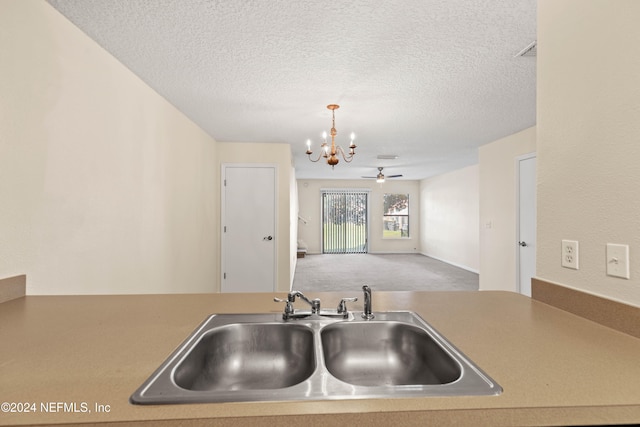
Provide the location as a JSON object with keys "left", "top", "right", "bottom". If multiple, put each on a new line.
{"left": 321, "top": 321, "right": 461, "bottom": 386}
{"left": 131, "top": 311, "right": 501, "bottom": 404}
{"left": 173, "top": 323, "right": 315, "bottom": 391}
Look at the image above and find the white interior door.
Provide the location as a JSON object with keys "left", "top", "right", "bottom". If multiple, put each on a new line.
{"left": 222, "top": 165, "right": 276, "bottom": 292}
{"left": 517, "top": 154, "right": 536, "bottom": 296}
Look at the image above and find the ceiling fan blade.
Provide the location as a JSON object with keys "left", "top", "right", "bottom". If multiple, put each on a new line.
{"left": 361, "top": 176, "right": 377, "bottom": 179}
{"left": 387, "top": 174, "right": 403, "bottom": 178}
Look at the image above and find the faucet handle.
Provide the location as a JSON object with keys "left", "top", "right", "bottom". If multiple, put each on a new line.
{"left": 273, "top": 297, "right": 294, "bottom": 317}
{"left": 337, "top": 297, "right": 358, "bottom": 315}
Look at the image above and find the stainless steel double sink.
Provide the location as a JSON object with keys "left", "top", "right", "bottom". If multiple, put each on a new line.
{"left": 130, "top": 311, "right": 501, "bottom": 404}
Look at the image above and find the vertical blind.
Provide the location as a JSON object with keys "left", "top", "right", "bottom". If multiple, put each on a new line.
{"left": 321, "top": 190, "right": 368, "bottom": 254}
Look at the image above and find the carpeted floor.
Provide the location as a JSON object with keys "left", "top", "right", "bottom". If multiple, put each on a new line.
{"left": 293, "top": 253, "right": 479, "bottom": 292}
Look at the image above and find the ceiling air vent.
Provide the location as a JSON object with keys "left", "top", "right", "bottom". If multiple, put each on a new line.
{"left": 514, "top": 40, "right": 537, "bottom": 57}
{"left": 377, "top": 154, "right": 399, "bottom": 160}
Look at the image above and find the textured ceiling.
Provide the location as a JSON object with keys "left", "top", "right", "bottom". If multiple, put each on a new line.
{"left": 47, "top": 0, "right": 536, "bottom": 180}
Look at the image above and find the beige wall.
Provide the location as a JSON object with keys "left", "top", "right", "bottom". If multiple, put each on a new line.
{"left": 537, "top": 0, "right": 640, "bottom": 306}
{"left": 479, "top": 127, "right": 536, "bottom": 291}
{"left": 290, "top": 168, "right": 299, "bottom": 287}
{"left": 217, "top": 143, "right": 294, "bottom": 292}
{"left": 420, "top": 165, "right": 479, "bottom": 273}
{"left": 0, "top": 1, "right": 218, "bottom": 294}
{"left": 297, "top": 180, "right": 421, "bottom": 254}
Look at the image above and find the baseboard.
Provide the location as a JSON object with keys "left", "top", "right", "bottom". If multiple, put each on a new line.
{"left": 306, "top": 251, "right": 420, "bottom": 255}
{"left": 368, "top": 251, "right": 422, "bottom": 255}
{"left": 0, "top": 275, "right": 26, "bottom": 303}
{"left": 532, "top": 278, "right": 640, "bottom": 339}
{"left": 419, "top": 253, "right": 479, "bottom": 274}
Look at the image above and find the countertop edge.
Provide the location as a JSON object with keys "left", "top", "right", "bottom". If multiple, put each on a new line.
{"left": 13, "top": 404, "right": 638, "bottom": 427}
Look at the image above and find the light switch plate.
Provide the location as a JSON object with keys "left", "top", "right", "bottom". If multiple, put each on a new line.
{"left": 606, "top": 243, "right": 630, "bottom": 279}
{"left": 561, "top": 240, "right": 579, "bottom": 269}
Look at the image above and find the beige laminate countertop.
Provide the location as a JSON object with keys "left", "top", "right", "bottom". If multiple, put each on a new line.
{"left": 1, "top": 291, "right": 640, "bottom": 426}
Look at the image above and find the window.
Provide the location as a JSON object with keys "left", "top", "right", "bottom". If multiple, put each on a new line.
{"left": 383, "top": 193, "right": 409, "bottom": 238}
{"left": 322, "top": 190, "right": 369, "bottom": 253}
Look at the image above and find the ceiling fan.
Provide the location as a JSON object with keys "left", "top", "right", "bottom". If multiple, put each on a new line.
{"left": 362, "top": 167, "right": 403, "bottom": 183}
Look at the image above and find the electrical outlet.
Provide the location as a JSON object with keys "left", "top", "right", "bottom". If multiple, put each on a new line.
{"left": 561, "top": 240, "right": 579, "bottom": 269}
{"left": 606, "top": 243, "right": 630, "bottom": 279}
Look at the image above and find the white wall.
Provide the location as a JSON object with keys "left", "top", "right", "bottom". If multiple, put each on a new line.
{"left": 479, "top": 127, "right": 536, "bottom": 291}
{"left": 217, "top": 142, "right": 294, "bottom": 292}
{"left": 297, "top": 179, "right": 421, "bottom": 254}
{"left": 0, "top": 1, "right": 218, "bottom": 294}
{"left": 420, "top": 165, "right": 479, "bottom": 273}
{"left": 537, "top": 0, "right": 640, "bottom": 306}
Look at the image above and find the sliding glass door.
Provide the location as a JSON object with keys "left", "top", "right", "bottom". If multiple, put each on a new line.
{"left": 321, "top": 190, "right": 368, "bottom": 254}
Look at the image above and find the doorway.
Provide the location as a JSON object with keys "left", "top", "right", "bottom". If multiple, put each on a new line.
{"left": 321, "top": 189, "right": 368, "bottom": 254}
{"left": 517, "top": 154, "right": 536, "bottom": 296}
{"left": 221, "top": 164, "right": 276, "bottom": 292}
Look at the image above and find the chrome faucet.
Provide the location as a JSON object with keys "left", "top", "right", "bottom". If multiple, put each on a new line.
{"left": 274, "top": 291, "right": 359, "bottom": 320}
{"left": 362, "top": 285, "right": 374, "bottom": 320}
{"left": 289, "top": 291, "right": 321, "bottom": 314}
{"left": 274, "top": 291, "right": 320, "bottom": 320}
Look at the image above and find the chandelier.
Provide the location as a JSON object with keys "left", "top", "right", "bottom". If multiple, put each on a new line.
{"left": 306, "top": 104, "right": 356, "bottom": 168}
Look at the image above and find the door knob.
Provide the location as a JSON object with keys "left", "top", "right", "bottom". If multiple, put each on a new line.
{"left": 263, "top": 236, "right": 273, "bottom": 241}
{"left": 519, "top": 241, "right": 528, "bottom": 247}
